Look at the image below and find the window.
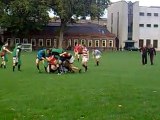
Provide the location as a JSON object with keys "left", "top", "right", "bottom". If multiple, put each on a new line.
{"left": 139, "top": 12, "right": 144, "bottom": 16}
{"left": 67, "top": 39, "right": 71, "bottom": 47}
{"left": 31, "top": 39, "right": 36, "bottom": 46}
{"left": 154, "top": 24, "right": 158, "bottom": 28}
{"left": 39, "top": 39, "right": 43, "bottom": 46}
{"left": 74, "top": 39, "right": 78, "bottom": 46}
{"left": 95, "top": 40, "right": 99, "bottom": 47}
{"left": 46, "top": 39, "right": 51, "bottom": 47}
{"left": 147, "top": 13, "right": 151, "bottom": 16}
{"left": 54, "top": 39, "right": 57, "bottom": 48}
{"left": 109, "top": 40, "right": 113, "bottom": 47}
{"left": 102, "top": 40, "right": 106, "bottom": 47}
{"left": 23, "top": 38, "right": 28, "bottom": 44}
{"left": 146, "top": 24, "right": 151, "bottom": 27}
{"left": 153, "top": 40, "right": 158, "bottom": 48}
{"left": 7, "top": 38, "right": 11, "bottom": 46}
{"left": 81, "top": 39, "right": 86, "bottom": 45}
{"left": 15, "top": 38, "right": 20, "bottom": 44}
{"left": 146, "top": 39, "right": 151, "bottom": 47}
{"left": 154, "top": 13, "right": 158, "bottom": 16}
{"left": 88, "top": 40, "right": 92, "bottom": 47}
{"left": 139, "top": 39, "right": 144, "bottom": 48}
{"left": 139, "top": 24, "right": 144, "bottom": 27}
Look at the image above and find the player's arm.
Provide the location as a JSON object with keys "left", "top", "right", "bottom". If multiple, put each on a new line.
{"left": 60, "top": 52, "right": 67, "bottom": 56}
{"left": 4, "top": 47, "right": 12, "bottom": 54}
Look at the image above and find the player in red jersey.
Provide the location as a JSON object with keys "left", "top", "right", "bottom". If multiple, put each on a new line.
{"left": 81, "top": 44, "right": 89, "bottom": 72}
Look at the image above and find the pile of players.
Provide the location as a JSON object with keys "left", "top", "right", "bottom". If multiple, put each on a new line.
{"left": 36, "top": 45, "right": 89, "bottom": 74}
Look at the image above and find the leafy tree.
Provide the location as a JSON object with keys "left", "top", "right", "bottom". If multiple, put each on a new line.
{"left": 49, "top": 0, "right": 110, "bottom": 48}
{"left": 0, "top": 0, "right": 50, "bottom": 45}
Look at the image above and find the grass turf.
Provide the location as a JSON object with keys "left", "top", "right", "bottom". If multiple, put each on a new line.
{"left": 0, "top": 51, "right": 160, "bottom": 120}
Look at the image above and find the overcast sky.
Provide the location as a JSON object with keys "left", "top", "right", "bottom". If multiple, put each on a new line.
{"left": 101, "top": 0, "right": 160, "bottom": 18}
{"left": 111, "top": 0, "right": 160, "bottom": 6}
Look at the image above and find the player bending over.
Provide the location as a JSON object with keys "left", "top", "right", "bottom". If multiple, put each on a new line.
{"left": 36, "top": 49, "right": 51, "bottom": 73}
{"left": 60, "top": 51, "right": 81, "bottom": 73}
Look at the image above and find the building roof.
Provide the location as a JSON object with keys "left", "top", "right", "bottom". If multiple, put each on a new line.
{"left": 32, "top": 22, "right": 115, "bottom": 38}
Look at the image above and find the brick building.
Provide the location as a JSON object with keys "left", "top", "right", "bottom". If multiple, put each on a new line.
{"left": 3, "top": 22, "right": 116, "bottom": 51}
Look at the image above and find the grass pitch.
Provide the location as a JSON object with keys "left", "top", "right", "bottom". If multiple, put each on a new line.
{"left": 0, "top": 51, "right": 160, "bottom": 120}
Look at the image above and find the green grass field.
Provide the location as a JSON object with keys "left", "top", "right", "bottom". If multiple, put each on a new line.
{"left": 0, "top": 51, "right": 160, "bottom": 120}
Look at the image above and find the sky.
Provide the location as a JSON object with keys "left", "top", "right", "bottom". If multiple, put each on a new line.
{"left": 101, "top": 0, "right": 160, "bottom": 18}
{"left": 111, "top": 0, "right": 160, "bottom": 6}
{"left": 49, "top": 0, "right": 160, "bottom": 18}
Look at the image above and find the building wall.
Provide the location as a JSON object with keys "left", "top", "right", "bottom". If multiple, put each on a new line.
{"left": 107, "top": 1, "right": 128, "bottom": 48}
{"left": 108, "top": 0, "right": 160, "bottom": 50}
{"left": 138, "top": 6, "right": 160, "bottom": 50}
{"left": 132, "top": 1, "right": 139, "bottom": 48}
{"left": 4, "top": 35, "right": 116, "bottom": 51}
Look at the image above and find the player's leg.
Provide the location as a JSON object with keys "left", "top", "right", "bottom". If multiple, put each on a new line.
{"left": 0, "top": 56, "right": 4, "bottom": 68}
{"left": 95, "top": 55, "right": 100, "bottom": 66}
{"left": 13, "top": 57, "right": 18, "bottom": 71}
{"left": 18, "top": 57, "right": 22, "bottom": 71}
{"left": 82, "top": 57, "right": 88, "bottom": 72}
{"left": 43, "top": 60, "right": 48, "bottom": 72}
{"left": 36, "top": 58, "right": 41, "bottom": 72}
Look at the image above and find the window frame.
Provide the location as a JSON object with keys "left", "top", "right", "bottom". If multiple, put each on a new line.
{"left": 88, "top": 40, "right": 93, "bottom": 47}
{"left": 23, "top": 38, "right": 28, "bottom": 44}
{"left": 95, "top": 40, "right": 99, "bottom": 47}
{"left": 102, "top": 40, "right": 107, "bottom": 47}
{"left": 81, "top": 39, "right": 86, "bottom": 45}
{"left": 154, "top": 13, "right": 158, "bottom": 16}
{"left": 139, "top": 24, "right": 144, "bottom": 27}
{"left": 15, "top": 38, "right": 20, "bottom": 44}
{"left": 46, "top": 39, "right": 51, "bottom": 47}
{"left": 31, "top": 38, "right": 36, "bottom": 46}
{"left": 39, "top": 39, "right": 44, "bottom": 47}
{"left": 109, "top": 40, "right": 113, "bottom": 47}
{"left": 139, "top": 12, "right": 144, "bottom": 16}
{"left": 154, "top": 24, "right": 158, "bottom": 28}
{"left": 74, "top": 39, "right": 79, "bottom": 46}
{"left": 147, "top": 13, "right": 152, "bottom": 16}
{"left": 146, "top": 24, "right": 151, "bottom": 27}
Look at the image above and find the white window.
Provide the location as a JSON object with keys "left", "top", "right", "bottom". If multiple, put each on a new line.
{"left": 81, "top": 39, "right": 86, "bottom": 45}
{"left": 102, "top": 40, "right": 106, "bottom": 47}
{"left": 39, "top": 39, "right": 43, "bottom": 46}
{"left": 68, "top": 39, "right": 71, "bottom": 47}
{"left": 109, "top": 40, "right": 113, "bottom": 47}
{"left": 95, "top": 40, "right": 99, "bottom": 47}
{"left": 31, "top": 39, "right": 36, "bottom": 46}
{"left": 23, "top": 38, "right": 28, "bottom": 44}
{"left": 15, "top": 38, "right": 20, "bottom": 44}
{"left": 54, "top": 39, "right": 57, "bottom": 48}
{"left": 74, "top": 39, "right": 79, "bottom": 46}
{"left": 46, "top": 39, "right": 51, "bottom": 47}
{"left": 7, "top": 38, "right": 11, "bottom": 46}
{"left": 88, "top": 40, "right": 92, "bottom": 47}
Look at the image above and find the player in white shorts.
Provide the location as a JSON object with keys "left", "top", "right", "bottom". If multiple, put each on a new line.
{"left": 82, "top": 44, "right": 89, "bottom": 72}
{"left": 92, "top": 49, "right": 101, "bottom": 66}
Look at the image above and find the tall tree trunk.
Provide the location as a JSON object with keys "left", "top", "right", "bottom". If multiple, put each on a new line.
{"left": 58, "top": 21, "right": 66, "bottom": 48}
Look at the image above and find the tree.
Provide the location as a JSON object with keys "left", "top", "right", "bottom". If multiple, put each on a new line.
{"left": 0, "top": 0, "right": 50, "bottom": 45}
{"left": 49, "top": 0, "right": 110, "bottom": 48}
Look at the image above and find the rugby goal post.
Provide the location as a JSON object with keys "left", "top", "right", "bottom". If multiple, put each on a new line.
{"left": 21, "top": 43, "right": 32, "bottom": 52}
